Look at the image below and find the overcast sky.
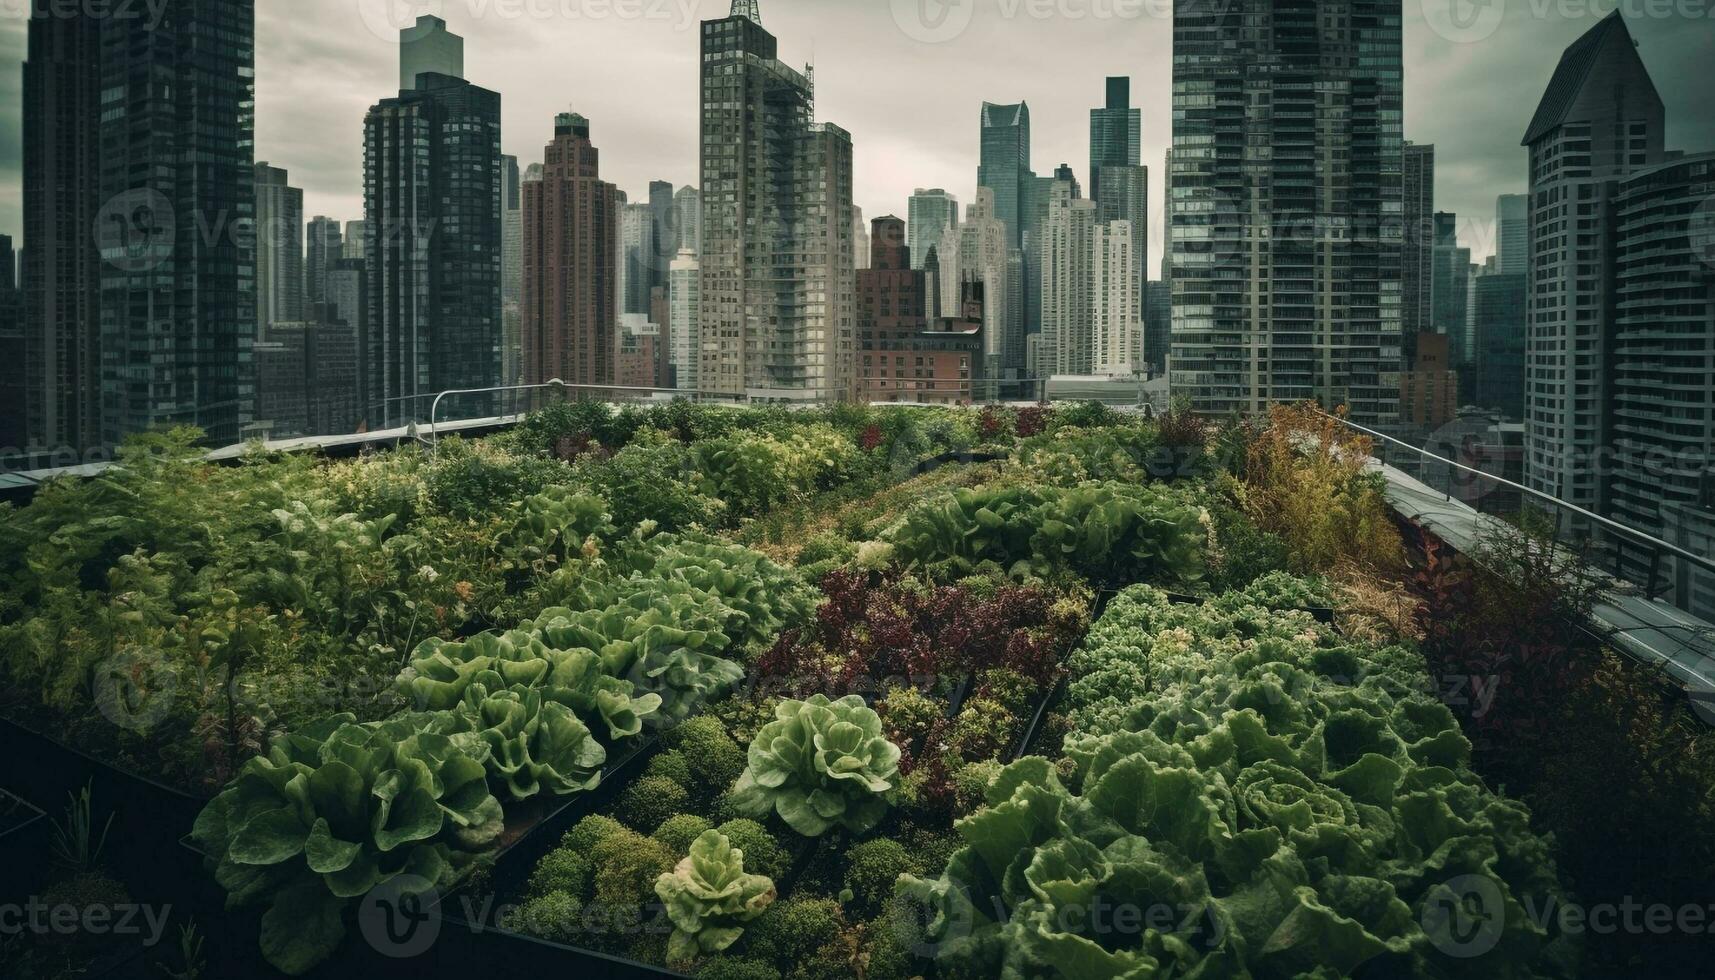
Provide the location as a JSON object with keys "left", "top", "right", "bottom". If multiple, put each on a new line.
{"left": 1, "top": 0, "right": 1711, "bottom": 271}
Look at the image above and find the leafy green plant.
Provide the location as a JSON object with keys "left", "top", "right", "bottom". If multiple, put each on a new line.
{"left": 881, "top": 482, "right": 1206, "bottom": 587}
{"left": 521, "top": 597, "right": 745, "bottom": 726}
{"left": 190, "top": 715, "right": 504, "bottom": 974}
{"left": 398, "top": 629, "right": 662, "bottom": 742}
{"left": 449, "top": 679, "right": 606, "bottom": 800}
{"left": 730, "top": 694, "right": 902, "bottom": 837}
{"left": 505, "top": 486, "right": 616, "bottom": 564}
{"left": 655, "top": 830, "right": 778, "bottom": 965}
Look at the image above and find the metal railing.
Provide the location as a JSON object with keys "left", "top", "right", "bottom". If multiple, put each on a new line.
{"left": 1320, "top": 410, "right": 1715, "bottom": 587}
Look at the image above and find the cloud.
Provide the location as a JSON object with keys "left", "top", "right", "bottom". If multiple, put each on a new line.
{"left": 0, "top": 1, "right": 1708, "bottom": 273}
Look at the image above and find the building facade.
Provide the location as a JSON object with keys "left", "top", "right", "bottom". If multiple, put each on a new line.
{"left": 362, "top": 38, "right": 502, "bottom": 427}
{"left": 1609, "top": 152, "right": 1715, "bottom": 595}
{"left": 1091, "top": 220, "right": 1143, "bottom": 378}
{"left": 1403, "top": 142, "right": 1435, "bottom": 335}
{"left": 96, "top": 0, "right": 258, "bottom": 448}
{"left": 1170, "top": 0, "right": 1404, "bottom": 425}
{"left": 908, "top": 189, "right": 959, "bottom": 273}
{"left": 1521, "top": 11, "right": 1664, "bottom": 519}
{"left": 1040, "top": 181, "right": 1096, "bottom": 378}
{"left": 1469, "top": 270, "right": 1527, "bottom": 419}
{"left": 698, "top": 4, "right": 855, "bottom": 403}
{"left": 1431, "top": 212, "right": 1472, "bottom": 364}
{"left": 521, "top": 112, "right": 618, "bottom": 388}
{"left": 306, "top": 216, "right": 344, "bottom": 310}
{"left": 255, "top": 164, "right": 305, "bottom": 335}
{"left": 1495, "top": 193, "right": 1529, "bottom": 275}
{"left": 670, "top": 249, "right": 700, "bottom": 392}
{"left": 20, "top": 8, "right": 103, "bottom": 463}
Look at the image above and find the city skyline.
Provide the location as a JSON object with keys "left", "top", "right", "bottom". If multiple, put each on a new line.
{"left": 3, "top": 3, "right": 1711, "bottom": 274}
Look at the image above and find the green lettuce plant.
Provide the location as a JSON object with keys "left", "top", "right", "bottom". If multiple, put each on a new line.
{"left": 450, "top": 678, "right": 606, "bottom": 800}
{"left": 903, "top": 583, "right": 1579, "bottom": 979}
{"left": 521, "top": 596, "right": 745, "bottom": 725}
{"left": 654, "top": 829, "right": 777, "bottom": 965}
{"left": 880, "top": 482, "right": 1206, "bottom": 587}
{"left": 505, "top": 486, "right": 615, "bottom": 562}
{"left": 190, "top": 715, "right": 504, "bottom": 975}
{"left": 730, "top": 695, "right": 902, "bottom": 837}
{"left": 397, "top": 629, "right": 662, "bottom": 741}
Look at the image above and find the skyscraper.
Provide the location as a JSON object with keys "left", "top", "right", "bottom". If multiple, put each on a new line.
{"left": 1402, "top": 142, "right": 1436, "bottom": 335}
{"left": 1609, "top": 151, "right": 1714, "bottom": 608}
{"left": 853, "top": 206, "right": 871, "bottom": 271}
{"left": 255, "top": 164, "right": 305, "bottom": 337}
{"left": 20, "top": 8, "right": 102, "bottom": 461}
{"left": 363, "top": 21, "right": 502, "bottom": 427}
{"left": 978, "top": 101, "right": 1032, "bottom": 250}
{"left": 1091, "top": 220, "right": 1142, "bottom": 378}
{"left": 647, "top": 180, "right": 678, "bottom": 298}
{"left": 0, "top": 236, "right": 21, "bottom": 456}
{"left": 908, "top": 188, "right": 959, "bottom": 273}
{"left": 1040, "top": 181, "right": 1095, "bottom": 378}
{"left": 400, "top": 15, "right": 463, "bottom": 91}
{"left": 1494, "top": 194, "right": 1528, "bottom": 275}
{"left": 937, "top": 186, "right": 1012, "bottom": 379}
{"left": 501, "top": 155, "right": 524, "bottom": 385}
{"left": 1094, "top": 164, "right": 1148, "bottom": 317}
{"left": 1170, "top": 0, "right": 1404, "bottom": 424}
{"left": 619, "top": 202, "right": 656, "bottom": 317}
{"left": 96, "top": 0, "right": 258, "bottom": 448}
{"left": 699, "top": 2, "right": 855, "bottom": 403}
{"left": 670, "top": 249, "right": 700, "bottom": 391}
{"left": 1089, "top": 77, "right": 1141, "bottom": 206}
{"left": 1144, "top": 279, "right": 1171, "bottom": 376}
{"left": 1431, "top": 213, "right": 1471, "bottom": 364}
{"left": 343, "top": 220, "right": 367, "bottom": 261}
{"left": 674, "top": 185, "right": 702, "bottom": 254}
{"left": 306, "top": 217, "right": 344, "bottom": 310}
{"left": 1469, "top": 269, "right": 1526, "bottom": 418}
{"left": 1521, "top": 11, "right": 1663, "bottom": 519}
{"left": 521, "top": 112, "right": 618, "bottom": 388}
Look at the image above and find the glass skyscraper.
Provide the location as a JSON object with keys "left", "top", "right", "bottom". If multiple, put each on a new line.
{"left": 363, "top": 28, "right": 502, "bottom": 428}
{"left": 1170, "top": 0, "right": 1404, "bottom": 425}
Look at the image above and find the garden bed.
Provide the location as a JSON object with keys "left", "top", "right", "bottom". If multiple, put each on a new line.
{"left": 14, "top": 401, "right": 1642, "bottom": 979}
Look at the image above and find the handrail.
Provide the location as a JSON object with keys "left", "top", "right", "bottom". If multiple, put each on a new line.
{"left": 1319, "top": 410, "right": 1715, "bottom": 579}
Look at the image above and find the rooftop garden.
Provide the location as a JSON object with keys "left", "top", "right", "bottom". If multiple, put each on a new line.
{"left": 1, "top": 402, "right": 1710, "bottom": 979}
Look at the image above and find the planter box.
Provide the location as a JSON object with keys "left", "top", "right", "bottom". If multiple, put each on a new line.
{"left": 0, "top": 715, "right": 208, "bottom": 888}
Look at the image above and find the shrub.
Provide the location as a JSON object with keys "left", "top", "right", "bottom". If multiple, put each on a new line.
{"left": 1241, "top": 403, "right": 1404, "bottom": 574}
{"left": 590, "top": 829, "right": 676, "bottom": 906}
{"left": 652, "top": 814, "right": 714, "bottom": 855}
{"left": 714, "top": 819, "right": 790, "bottom": 881}
{"left": 842, "top": 839, "right": 921, "bottom": 915}
{"left": 527, "top": 848, "right": 592, "bottom": 899}
{"left": 696, "top": 959, "right": 783, "bottom": 980}
{"left": 576, "top": 442, "right": 722, "bottom": 533}
{"left": 644, "top": 750, "right": 695, "bottom": 792}
{"left": 513, "top": 890, "right": 585, "bottom": 944}
{"left": 742, "top": 897, "right": 844, "bottom": 970}
{"left": 667, "top": 716, "right": 748, "bottom": 797}
{"left": 618, "top": 776, "right": 692, "bottom": 834}
{"left": 563, "top": 814, "right": 626, "bottom": 854}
